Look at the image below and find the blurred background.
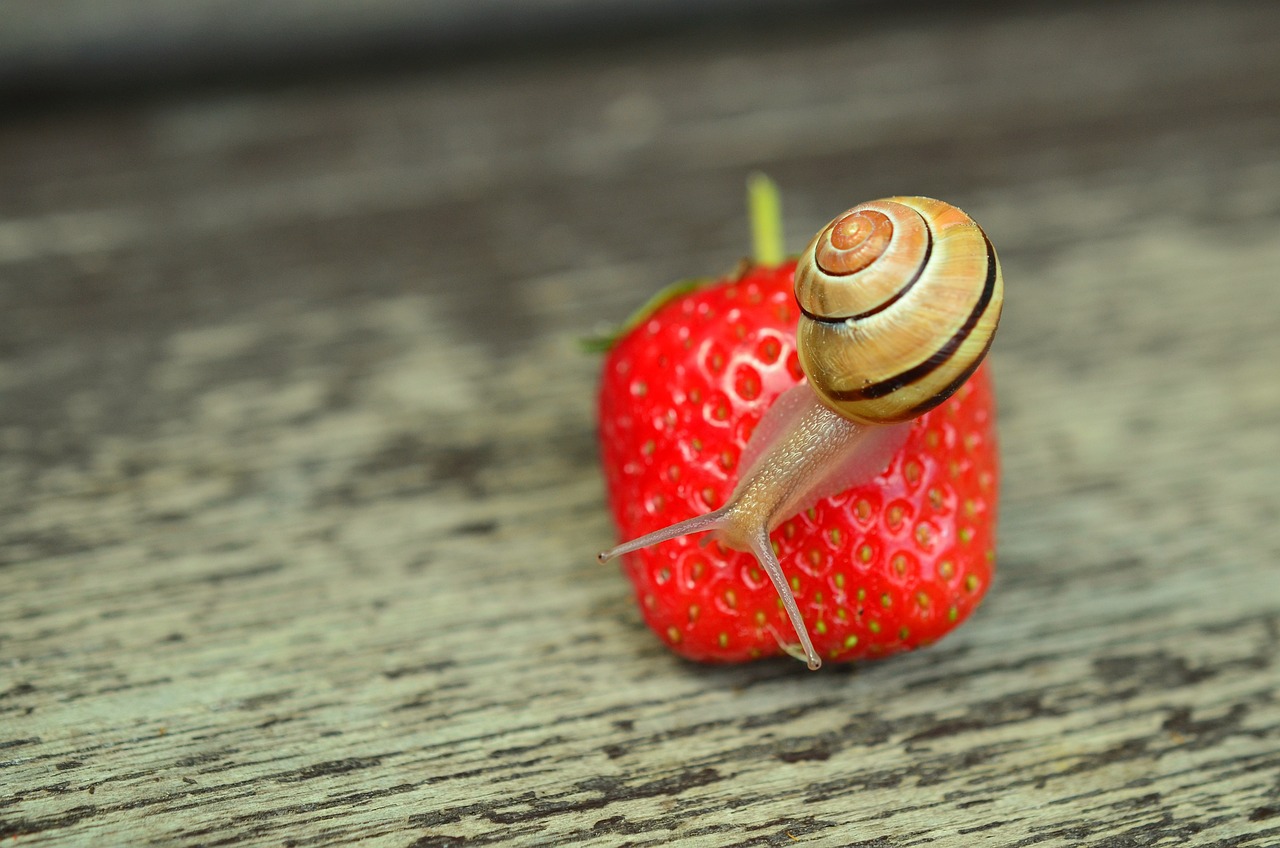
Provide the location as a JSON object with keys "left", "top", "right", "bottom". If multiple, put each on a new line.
{"left": 5, "top": 0, "right": 886, "bottom": 101}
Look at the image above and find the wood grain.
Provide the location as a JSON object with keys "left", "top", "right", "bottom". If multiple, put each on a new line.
{"left": 2, "top": 1, "right": 1279, "bottom": 845}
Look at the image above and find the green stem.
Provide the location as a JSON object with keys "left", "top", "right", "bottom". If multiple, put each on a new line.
{"left": 747, "top": 172, "right": 785, "bottom": 267}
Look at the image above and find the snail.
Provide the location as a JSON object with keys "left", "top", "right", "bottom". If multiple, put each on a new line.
{"left": 598, "top": 197, "right": 1003, "bottom": 670}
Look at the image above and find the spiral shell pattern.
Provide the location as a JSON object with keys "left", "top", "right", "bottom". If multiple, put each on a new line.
{"left": 794, "top": 197, "right": 1003, "bottom": 425}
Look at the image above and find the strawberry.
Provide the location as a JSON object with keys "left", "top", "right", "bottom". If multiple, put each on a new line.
{"left": 596, "top": 259, "right": 999, "bottom": 666}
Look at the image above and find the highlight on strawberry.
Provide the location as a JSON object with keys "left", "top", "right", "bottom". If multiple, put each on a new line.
{"left": 595, "top": 176, "right": 1002, "bottom": 670}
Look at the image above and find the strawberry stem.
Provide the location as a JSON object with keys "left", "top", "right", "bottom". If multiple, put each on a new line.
{"left": 747, "top": 172, "right": 785, "bottom": 267}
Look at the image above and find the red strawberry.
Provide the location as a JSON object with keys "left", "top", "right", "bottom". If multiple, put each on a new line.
{"left": 597, "top": 260, "right": 998, "bottom": 667}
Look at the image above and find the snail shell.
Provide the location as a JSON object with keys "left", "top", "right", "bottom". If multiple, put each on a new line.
{"left": 794, "top": 197, "right": 1003, "bottom": 425}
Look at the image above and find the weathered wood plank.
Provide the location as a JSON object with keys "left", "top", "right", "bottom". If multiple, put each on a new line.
{"left": 2, "top": 1, "right": 1279, "bottom": 845}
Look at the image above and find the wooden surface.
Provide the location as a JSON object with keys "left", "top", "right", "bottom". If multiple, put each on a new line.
{"left": 3, "top": 1, "right": 1280, "bottom": 845}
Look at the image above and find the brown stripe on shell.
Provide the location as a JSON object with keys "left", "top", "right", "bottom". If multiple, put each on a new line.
{"left": 903, "top": 327, "right": 996, "bottom": 418}
{"left": 798, "top": 210, "right": 935, "bottom": 324}
{"left": 816, "top": 210, "right": 894, "bottom": 276}
{"left": 794, "top": 201, "right": 933, "bottom": 322}
{"left": 823, "top": 231, "right": 999, "bottom": 405}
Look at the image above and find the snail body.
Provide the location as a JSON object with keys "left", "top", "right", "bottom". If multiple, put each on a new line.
{"left": 598, "top": 197, "right": 1003, "bottom": 670}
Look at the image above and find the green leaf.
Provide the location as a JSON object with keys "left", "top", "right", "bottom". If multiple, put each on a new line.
{"left": 578, "top": 277, "right": 708, "bottom": 353}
